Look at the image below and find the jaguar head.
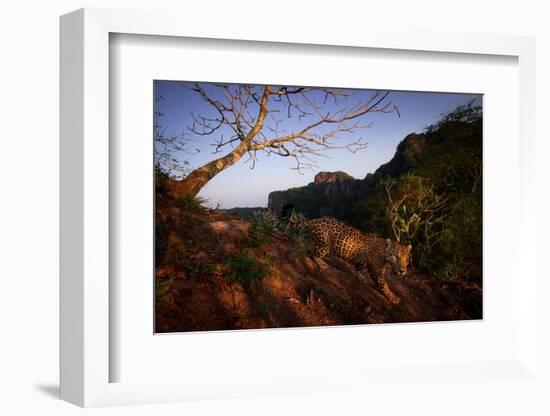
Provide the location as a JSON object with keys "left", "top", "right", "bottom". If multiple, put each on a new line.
{"left": 385, "top": 239, "right": 412, "bottom": 277}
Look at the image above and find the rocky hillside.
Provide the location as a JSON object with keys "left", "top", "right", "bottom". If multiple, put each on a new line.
{"left": 267, "top": 133, "right": 430, "bottom": 221}
{"left": 363, "top": 133, "right": 428, "bottom": 186}
{"left": 268, "top": 171, "right": 364, "bottom": 223}
{"left": 155, "top": 179, "right": 482, "bottom": 332}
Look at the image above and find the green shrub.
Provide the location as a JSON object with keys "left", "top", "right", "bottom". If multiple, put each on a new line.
{"left": 293, "top": 244, "right": 311, "bottom": 260}
{"left": 224, "top": 250, "right": 268, "bottom": 287}
{"left": 258, "top": 302, "right": 272, "bottom": 320}
{"left": 433, "top": 261, "right": 456, "bottom": 281}
{"left": 249, "top": 226, "right": 270, "bottom": 248}
{"left": 155, "top": 278, "right": 174, "bottom": 301}
{"left": 251, "top": 210, "right": 280, "bottom": 231}
{"left": 351, "top": 102, "right": 482, "bottom": 283}
{"left": 175, "top": 194, "right": 208, "bottom": 210}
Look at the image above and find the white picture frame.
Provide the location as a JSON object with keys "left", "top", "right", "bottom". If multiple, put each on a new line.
{"left": 60, "top": 7, "right": 539, "bottom": 408}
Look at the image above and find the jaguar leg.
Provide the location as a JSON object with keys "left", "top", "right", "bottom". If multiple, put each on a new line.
{"left": 313, "top": 245, "right": 329, "bottom": 270}
{"left": 372, "top": 265, "right": 400, "bottom": 304}
{"left": 379, "top": 276, "right": 400, "bottom": 304}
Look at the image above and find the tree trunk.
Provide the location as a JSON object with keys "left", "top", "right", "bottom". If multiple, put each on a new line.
{"left": 167, "top": 86, "right": 271, "bottom": 199}
{"left": 167, "top": 144, "right": 250, "bottom": 198}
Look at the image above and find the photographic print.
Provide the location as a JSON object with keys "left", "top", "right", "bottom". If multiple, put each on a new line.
{"left": 154, "top": 81, "right": 482, "bottom": 333}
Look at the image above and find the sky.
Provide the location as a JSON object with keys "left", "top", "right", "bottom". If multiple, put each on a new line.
{"left": 154, "top": 81, "right": 481, "bottom": 209}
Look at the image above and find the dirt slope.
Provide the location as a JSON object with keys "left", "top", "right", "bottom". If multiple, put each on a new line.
{"left": 155, "top": 196, "right": 482, "bottom": 333}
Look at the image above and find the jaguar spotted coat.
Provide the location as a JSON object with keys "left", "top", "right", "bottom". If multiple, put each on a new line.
{"left": 299, "top": 216, "right": 412, "bottom": 304}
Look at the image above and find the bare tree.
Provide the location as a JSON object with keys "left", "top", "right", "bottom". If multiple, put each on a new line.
{"left": 154, "top": 95, "right": 196, "bottom": 179}
{"left": 162, "top": 83, "right": 399, "bottom": 198}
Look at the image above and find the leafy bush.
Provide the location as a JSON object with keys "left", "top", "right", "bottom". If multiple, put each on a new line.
{"left": 352, "top": 101, "right": 482, "bottom": 283}
{"left": 175, "top": 194, "right": 208, "bottom": 210}
{"left": 292, "top": 242, "right": 312, "bottom": 260}
{"left": 247, "top": 211, "right": 280, "bottom": 248}
{"left": 251, "top": 210, "right": 281, "bottom": 231}
{"left": 155, "top": 278, "right": 174, "bottom": 301}
{"left": 224, "top": 250, "right": 269, "bottom": 287}
{"left": 251, "top": 208, "right": 309, "bottom": 241}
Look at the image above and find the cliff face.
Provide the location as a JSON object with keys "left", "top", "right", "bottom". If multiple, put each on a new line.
{"left": 268, "top": 133, "right": 429, "bottom": 220}
{"left": 364, "top": 133, "right": 427, "bottom": 186}
{"left": 268, "top": 171, "right": 364, "bottom": 221}
{"left": 314, "top": 171, "right": 354, "bottom": 184}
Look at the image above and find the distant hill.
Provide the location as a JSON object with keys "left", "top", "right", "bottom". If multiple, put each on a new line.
{"left": 363, "top": 133, "right": 428, "bottom": 186}
{"left": 268, "top": 171, "right": 364, "bottom": 222}
{"left": 267, "top": 132, "right": 430, "bottom": 221}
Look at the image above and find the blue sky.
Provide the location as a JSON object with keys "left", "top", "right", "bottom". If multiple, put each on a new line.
{"left": 155, "top": 81, "right": 481, "bottom": 208}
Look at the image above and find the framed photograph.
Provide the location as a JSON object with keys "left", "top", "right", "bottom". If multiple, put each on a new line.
{"left": 60, "top": 8, "right": 539, "bottom": 408}
{"left": 152, "top": 80, "right": 483, "bottom": 333}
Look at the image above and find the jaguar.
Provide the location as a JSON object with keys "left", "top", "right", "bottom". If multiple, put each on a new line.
{"left": 283, "top": 207, "right": 411, "bottom": 304}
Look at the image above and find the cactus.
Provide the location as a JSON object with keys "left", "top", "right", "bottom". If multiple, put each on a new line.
{"left": 394, "top": 204, "right": 421, "bottom": 243}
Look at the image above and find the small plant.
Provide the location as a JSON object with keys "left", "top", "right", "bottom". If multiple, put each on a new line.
{"left": 393, "top": 204, "right": 421, "bottom": 243}
{"left": 174, "top": 244, "right": 214, "bottom": 277}
{"left": 188, "top": 260, "right": 214, "bottom": 276}
{"left": 249, "top": 210, "right": 283, "bottom": 248}
{"left": 293, "top": 243, "right": 311, "bottom": 260}
{"left": 177, "top": 244, "right": 188, "bottom": 257}
{"left": 224, "top": 250, "right": 268, "bottom": 287}
{"left": 155, "top": 278, "right": 174, "bottom": 301}
{"left": 251, "top": 210, "right": 280, "bottom": 231}
{"left": 154, "top": 163, "right": 170, "bottom": 194}
{"left": 176, "top": 194, "right": 208, "bottom": 210}
{"left": 434, "top": 261, "right": 456, "bottom": 281}
{"left": 249, "top": 224, "right": 271, "bottom": 248}
{"left": 258, "top": 302, "right": 272, "bottom": 320}
{"left": 281, "top": 210, "right": 308, "bottom": 238}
